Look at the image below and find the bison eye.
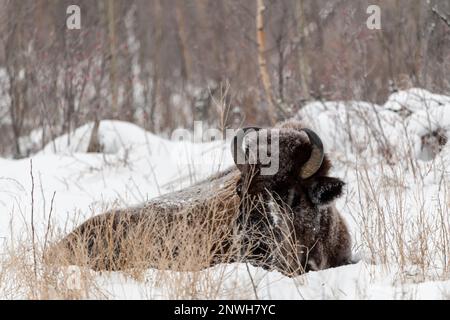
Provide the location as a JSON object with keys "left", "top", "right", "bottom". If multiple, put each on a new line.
{"left": 307, "top": 177, "right": 345, "bottom": 207}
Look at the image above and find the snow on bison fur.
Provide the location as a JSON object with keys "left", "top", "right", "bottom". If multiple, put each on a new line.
{"left": 51, "top": 120, "right": 352, "bottom": 277}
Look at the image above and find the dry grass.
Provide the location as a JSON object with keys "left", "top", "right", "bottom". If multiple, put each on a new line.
{"left": 351, "top": 155, "right": 450, "bottom": 282}
{"left": 333, "top": 98, "right": 450, "bottom": 284}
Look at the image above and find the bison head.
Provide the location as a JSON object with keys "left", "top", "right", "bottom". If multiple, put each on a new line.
{"left": 231, "top": 121, "right": 350, "bottom": 275}
{"left": 231, "top": 121, "right": 344, "bottom": 208}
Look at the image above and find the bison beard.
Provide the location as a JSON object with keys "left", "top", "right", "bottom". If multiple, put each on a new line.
{"left": 49, "top": 121, "right": 352, "bottom": 277}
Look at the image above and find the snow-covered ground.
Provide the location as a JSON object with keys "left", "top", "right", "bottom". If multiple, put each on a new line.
{"left": 1, "top": 88, "right": 450, "bottom": 299}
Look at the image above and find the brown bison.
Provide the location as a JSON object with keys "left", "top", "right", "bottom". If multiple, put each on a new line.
{"left": 52, "top": 120, "right": 352, "bottom": 277}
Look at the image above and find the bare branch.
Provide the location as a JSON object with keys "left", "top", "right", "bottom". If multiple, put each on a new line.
{"left": 431, "top": 6, "right": 450, "bottom": 29}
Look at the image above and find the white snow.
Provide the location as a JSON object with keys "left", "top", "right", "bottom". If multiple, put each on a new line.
{"left": 384, "top": 88, "right": 450, "bottom": 113}
{"left": 1, "top": 88, "right": 450, "bottom": 299}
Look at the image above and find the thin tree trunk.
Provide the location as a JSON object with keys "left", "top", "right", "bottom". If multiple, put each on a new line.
{"left": 297, "top": 0, "right": 310, "bottom": 99}
{"left": 106, "top": 0, "right": 118, "bottom": 115}
{"left": 86, "top": 1, "right": 108, "bottom": 153}
{"left": 123, "top": 7, "right": 135, "bottom": 122}
{"left": 175, "top": 1, "right": 192, "bottom": 82}
{"left": 6, "top": 2, "right": 26, "bottom": 158}
{"left": 150, "top": 0, "right": 163, "bottom": 131}
{"left": 87, "top": 119, "right": 101, "bottom": 153}
{"left": 256, "top": 0, "right": 277, "bottom": 125}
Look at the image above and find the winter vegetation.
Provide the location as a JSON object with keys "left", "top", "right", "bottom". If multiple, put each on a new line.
{"left": 0, "top": 0, "right": 450, "bottom": 300}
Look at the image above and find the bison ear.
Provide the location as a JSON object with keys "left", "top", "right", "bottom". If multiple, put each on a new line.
{"left": 307, "top": 177, "right": 345, "bottom": 207}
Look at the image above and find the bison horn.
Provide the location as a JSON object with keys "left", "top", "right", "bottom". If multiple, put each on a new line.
{"left": 231, "top": 126, "right": 261, "bottom": 171}
{"left": 300, "top": 128, "right": 324, "bottom": 179}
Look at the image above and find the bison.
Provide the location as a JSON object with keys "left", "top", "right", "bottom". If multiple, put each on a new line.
{"left": 50, "top": 120, "right": 352, "bottom": 277}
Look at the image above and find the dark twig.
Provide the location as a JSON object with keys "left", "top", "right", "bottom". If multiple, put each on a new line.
{"left": 30, "top": 159, "right": 37, "bottom": 281}
{"left": 245, "top": 262, "right": 260, "bottom": 299}
{"left": 431, "top": 6, "right": 450, "bottom": 29}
